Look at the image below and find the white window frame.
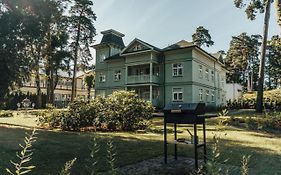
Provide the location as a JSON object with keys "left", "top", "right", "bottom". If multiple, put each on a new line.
{"left": 205, "top": 90, "right": 209, "bottom": 102}
{"left": 199, "top": 89, "right": 203, "bottom": 102}
{"left": 211, "top": 70, "right": 214, "bottom": 81}
{"left": 114, "top": 70, "right": 121, "bottom": 81}
{"left": 221, "top": 76, "right": 224, "bottom": 87}
{"left": 199, "top": 65, "right": 203, "bottom": 78}
{"left": 172, "top": 87, "right": 183, "bottom": 102}
{"left": 172, "top": 63, "right": 183, "bottom": 77}
{"left": 211, "top": 90, "right": 215, "bottom": 102}
{"left": 99, "top": 73, "right": 106, "bottom": 82}
{"left": 100, "top": 54, "right": 106, "bottom": 62}
{"left": 205, "top": 68, "right": 209, "bottom": 81}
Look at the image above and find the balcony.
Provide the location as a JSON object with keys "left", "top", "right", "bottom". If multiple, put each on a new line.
{"left": 127, "top": 74, "right": 159, "bottom": 84}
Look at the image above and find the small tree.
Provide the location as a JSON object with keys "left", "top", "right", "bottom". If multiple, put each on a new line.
{"left": 192, "top": 26, "right": 214, "bottom": 47}
{"left": 84, "top": 73, "right": 95, "bottom": 100}
{"left": 68, "top": 0, "right": 97, "bottom": 101}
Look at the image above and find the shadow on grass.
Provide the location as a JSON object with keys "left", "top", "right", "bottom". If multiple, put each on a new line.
{"left": 0, "top": 126, "right": 280, "bottom": 175}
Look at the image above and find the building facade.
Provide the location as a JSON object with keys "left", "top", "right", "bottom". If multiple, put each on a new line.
{"left": 94, "top": 29, "right": 227, "bottom": 108}
{"left": 17, "top": 71, "right": 94, "bottom": 107}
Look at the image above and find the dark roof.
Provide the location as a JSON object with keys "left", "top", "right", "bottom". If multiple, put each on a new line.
{"left": 101, "top": 33, "right": 125, "bottom": 48}
{"left": 136, "top": 38, "right": 162, "bottom": 52}
{"left": 104, "top": 54, "right": 123, "bottom": 61}
{"left": 163, "top": 40, "right": 194, "bottom": 51}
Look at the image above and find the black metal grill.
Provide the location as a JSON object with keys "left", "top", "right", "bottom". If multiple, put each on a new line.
{"left": 163, "top": 103, "right": 207, "bottom": 169}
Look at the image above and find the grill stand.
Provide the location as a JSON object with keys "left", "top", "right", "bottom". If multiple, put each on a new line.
{"left": 163, "top": 115, "right": 207, "bottom": 169}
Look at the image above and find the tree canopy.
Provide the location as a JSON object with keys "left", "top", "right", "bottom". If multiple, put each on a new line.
{"left": 192, "top": 26, "right": 214, "bottom": 47}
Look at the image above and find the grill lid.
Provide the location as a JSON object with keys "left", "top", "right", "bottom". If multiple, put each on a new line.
{"left": 163, "top": 103, "right": 206, "bottom": 115}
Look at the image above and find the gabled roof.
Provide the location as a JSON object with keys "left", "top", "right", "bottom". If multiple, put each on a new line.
{"left": 163, "top": 40, "right": 194, "bottom": 51}
{"left": 120, "top": 38, "right": 161, "bottom": 55}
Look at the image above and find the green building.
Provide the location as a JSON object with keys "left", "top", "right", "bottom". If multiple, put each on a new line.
{"left": 94, "top": 29, "right": 227, "bottom": 108}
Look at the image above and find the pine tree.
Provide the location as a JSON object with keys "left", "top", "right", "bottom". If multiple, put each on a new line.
{"left": 192, "top": 26, "right": 214, "bottom": 47}
{"left": 68, "top": 0, "right": 97, "bottom": 101}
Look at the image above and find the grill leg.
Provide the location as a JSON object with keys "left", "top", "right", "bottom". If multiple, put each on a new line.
{"left": 194, "top": 123, "right": 198, "bottom": 169}
{"left": 164, "top": 116, "right": 167, "bottom": 164}
{"left": 203, "top": 120, "right": 207, "bottom": 163}
{"left": 174, "top": 123, "right": 177, "bottom": 160}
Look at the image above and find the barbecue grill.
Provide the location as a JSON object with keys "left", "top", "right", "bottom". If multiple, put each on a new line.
{"left": 163, "top": 103, "right": 207, "bottom": 169}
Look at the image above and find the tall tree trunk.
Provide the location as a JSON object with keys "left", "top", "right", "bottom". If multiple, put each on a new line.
{"left": 87, "top": 86, "right": 91, "bottom": 101}
{"left": 256, "top": 1, "right": 271, "bottom": 113}
{"left": 35, "top": 63, "right": 42, "bottom": 108}
{"left": 71, "top": 21, "right": 81, "bottom": 102}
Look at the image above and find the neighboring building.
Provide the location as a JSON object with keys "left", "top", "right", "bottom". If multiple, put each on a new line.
{"left": 226, "top": 83, "right": 243, "bottom": 101}
{"left": 17, "top": 70, "right": 94, "bottom": 107}
{"left": 94, "top": 29, "right": 227, "bottom": 108}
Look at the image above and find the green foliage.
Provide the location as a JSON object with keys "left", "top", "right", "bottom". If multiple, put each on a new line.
{"left": 104, "top": 91, "right": 154, "bottom": 131}
{"left": 234, "top": 0, "right": 265, "bottom": 20}
{"left": 86, "top": 136, "right": 100, "bottom": 175}
{"left": 241, "top": 155, "right": 251, "bottom": 175}
{"left": 60, "top": 158, "right": 77, "bottom": 175}
{"left": 225, "top": 33, "right": 261, "bottom": 87}
{"left": 227, "top": 89, "right": 281, "bottom": 110}
{"left": 266, "top": 35, "right": 281, "bottom": 89}
{"left": 226, "top": 112, "right": 281, "bottom": 131}
{"left": 6, "top": 129, "right": 37, "bottom": 175}
{"left": 0, "top": 111, "right": 13, "bottom": 118}
{"left": 107, "top": 140, "right": 117, "bottom": 175}
{"left": 192, "top": 26, "right": 214, "bottom": 47}
{"left": 39, "top": 90, "right": 155, "bottom": 131}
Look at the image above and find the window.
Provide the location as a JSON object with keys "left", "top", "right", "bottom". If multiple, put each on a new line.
{"left": 199, "top": 89, "right": 203, "bottom": 102}
{"left": 114, "top": 70, "right": 121, "bottom": 81}
{"left": 100, "top": 54, "right": 106, "bottom": 62}
{"left": 211, "top": 91, "right": 215, "bottom": 102}
{"left": 199, "top": 65, "right": 203, "bottom": 78}
{"left": 99, "top": 73, "right": 106, "bottom": 82}
{"left": 172, "top": 88, "right": 183, "bottom": 101}
{"left": 221, "top": 76, "right": 224, "bottom": 87}
{"left": 205, "top": 68, "right": 209, "bottom": 81}
{"left": 211, "top": 70, "right": 214, "bottom": 81}
{"left": 133, "top": 44, "right": 142, "bottom": 51}
{"left": 205, "top": 90, "right": 209, "bottom": 102}
{"left": 172, "top": 63, "right": 183, "bottom": 77}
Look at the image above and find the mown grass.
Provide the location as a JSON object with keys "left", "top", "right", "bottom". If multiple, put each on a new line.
{"left": 0, "top": 116, "right": 280, "bottom": 175}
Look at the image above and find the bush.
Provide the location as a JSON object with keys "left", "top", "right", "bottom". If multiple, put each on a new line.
{"left": 39, "top": 91, "right": 155, "bottom": 131}
{"left": 104, "top": 91, "right": 154, "bottom": 131}
{"left": 227, "top": 89, "right": 281, "bottom": 110}
{"left": 226, "top": 113, "right": 281, "bottom": 132}
{"left": 0, "top": 110, "right": 13, "bottom": 118}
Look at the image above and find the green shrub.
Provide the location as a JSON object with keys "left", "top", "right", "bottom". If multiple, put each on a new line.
{"left": 39, "top": 90, "right": 155, "bottom": 131}
{"left": 0, "top": 111, "right": 13, "bottom": 118}
{"left": 104, "top": 91, "right": 154, "bottom": 131}
{"left": 227, "top": 89, "right": 281, "bottom": 110}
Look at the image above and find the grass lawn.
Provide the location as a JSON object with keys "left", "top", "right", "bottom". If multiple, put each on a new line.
{"left": 0, "top": 113, "right": 280, "bottom": 175}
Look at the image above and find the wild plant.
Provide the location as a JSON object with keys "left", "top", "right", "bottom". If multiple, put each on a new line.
{"left": 6, "top": 129, "right": 37, "bottom": 175}
{"left": 107, "top": 139, "right": 117, "bottom": 175}
{"left": 60, "top": 158, "right": 77, "bottom": 175}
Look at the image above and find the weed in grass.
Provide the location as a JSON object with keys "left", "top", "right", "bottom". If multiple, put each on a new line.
{"left": 86, "top": 136, "right": 100, "bottom": 175}
{"left": 60, "top": 158, "right": 77, "bottom": 175}
{"left": 6, "top": 129, "right": 37, "bottom": 175}
{"left": 241, "top": 155, "right": 251, "bottom": 175}
{"left": 107, "top": 139, "right": 117, "bottom": 175}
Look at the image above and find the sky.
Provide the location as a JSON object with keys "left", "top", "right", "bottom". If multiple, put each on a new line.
{"left": 90, "top": 0, "right": 280, "bottom": 62}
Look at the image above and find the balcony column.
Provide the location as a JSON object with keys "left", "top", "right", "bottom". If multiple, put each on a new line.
{"left": 150, "top": 85, "right": 153, "bottom": 102}
{"left": 150, "top": 62, "right": 153, "bottom": 83}
{"left": 125, "top": 66, "right": 128, "bottom": 85}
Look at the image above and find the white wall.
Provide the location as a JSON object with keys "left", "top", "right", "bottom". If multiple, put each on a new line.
{"left": 226, "top": 83, "right": 243, "bottom": 101}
